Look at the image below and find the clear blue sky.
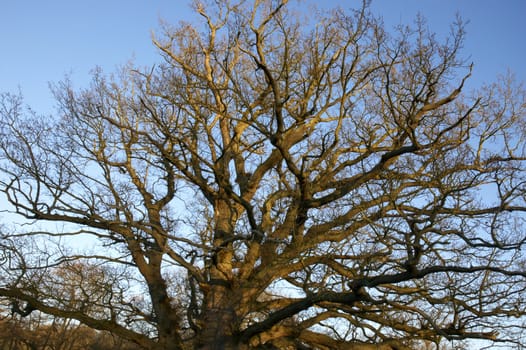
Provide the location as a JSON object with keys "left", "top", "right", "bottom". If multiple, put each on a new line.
{"left": 1, "top": 0, "right": 524, "bottom": 114}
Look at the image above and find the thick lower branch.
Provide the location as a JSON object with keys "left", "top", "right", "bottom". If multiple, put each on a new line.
{"left": 0, "top": 288, "right": 155, "bottom": 349}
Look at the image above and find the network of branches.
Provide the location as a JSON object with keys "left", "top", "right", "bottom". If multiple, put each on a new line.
{"left": 1, "top": 0, "right": 525, "bottom": 349}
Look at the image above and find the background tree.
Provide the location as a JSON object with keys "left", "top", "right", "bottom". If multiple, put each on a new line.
{"left": 0, "top": 245, "right": 147, "bottom": 350}
{"left": 0, "top": 306, "right": 144, "bottom": 350}
{"left": 1, "top": 0, "right": 526, "bottom": 349}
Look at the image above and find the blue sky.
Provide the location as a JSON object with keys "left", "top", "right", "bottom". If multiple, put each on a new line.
{"left": 1, "top": 0, "right": 525, "bottom": 114}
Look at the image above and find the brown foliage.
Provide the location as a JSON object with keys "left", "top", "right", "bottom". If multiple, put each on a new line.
{"left": 0, "top": 311, "right": 141, "bottom": 350}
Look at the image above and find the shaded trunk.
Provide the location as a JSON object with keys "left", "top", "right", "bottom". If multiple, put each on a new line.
{"left": 149, "top": 281, "right": 182, "bottom": 350}
{"left": 195, "top": 280, "right": 251, "bottom": 350}
{"left": 145, "top": 252, "right": 184, "bottom": 350}
{"left": 196, "top": 198, "right": 247, "bottom": 349}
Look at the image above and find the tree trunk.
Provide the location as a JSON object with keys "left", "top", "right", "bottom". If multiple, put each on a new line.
{"left": 196, "top": 198, "right": 245, "bottom": 349}
{"left": 196, "top": 269, "right": 243, "bottom": 349}
{"left": 144, "top": 252, "right": 183, "bottom": 350}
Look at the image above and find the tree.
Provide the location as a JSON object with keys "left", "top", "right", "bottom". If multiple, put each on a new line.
{"left": 1, "top": 0, "right": 526, "bottom": 349}
{"left": 0, "top": 303, "right": 144, "bottom": 350}
{"left": 0, "top": 255, "right": 146, "bottom": 350}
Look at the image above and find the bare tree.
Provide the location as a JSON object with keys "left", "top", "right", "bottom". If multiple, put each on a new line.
{"left": 1, "top": 1, "right": 526, "bottom": 349}
{"left": 0, "top": 301, "right": 144, "bottom": 350}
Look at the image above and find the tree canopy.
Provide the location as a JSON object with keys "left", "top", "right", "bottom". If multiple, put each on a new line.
{"left": 1, "top": 1, "right": 526, "bottom": 349}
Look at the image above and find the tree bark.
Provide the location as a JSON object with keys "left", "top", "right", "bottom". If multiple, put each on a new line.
{"left": 196, "top": 286, "right": 238, "bottom": 349}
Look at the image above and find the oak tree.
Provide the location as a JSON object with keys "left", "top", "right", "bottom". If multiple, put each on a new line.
{"left": 1, "top": 1, "right": 526, "bottom": 349}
